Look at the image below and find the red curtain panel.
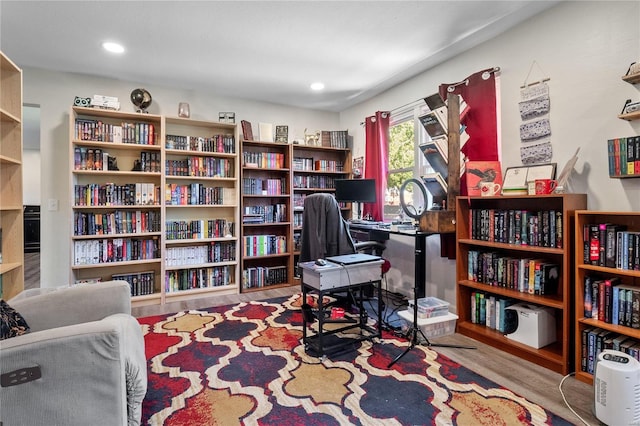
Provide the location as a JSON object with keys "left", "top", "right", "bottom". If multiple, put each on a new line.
{"left": 363, "top": 111, "right": 389, "bottom": 222}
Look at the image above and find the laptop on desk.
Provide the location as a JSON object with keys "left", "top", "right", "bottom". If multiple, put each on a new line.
{"left": 326, "top": 253, "right": 381, "bottom": 265}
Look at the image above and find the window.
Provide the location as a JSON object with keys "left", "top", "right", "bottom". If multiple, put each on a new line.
{"left": 384, "top": 101, "right": 431, "bottom": 221}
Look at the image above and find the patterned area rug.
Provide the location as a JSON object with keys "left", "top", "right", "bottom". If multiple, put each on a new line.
{"left": 139, "top": 295, "right": 571, "bottom": 425}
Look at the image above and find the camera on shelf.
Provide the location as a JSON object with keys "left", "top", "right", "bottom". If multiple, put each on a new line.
{"left": 621, "top": 98, "right": 640, "bottom": 114}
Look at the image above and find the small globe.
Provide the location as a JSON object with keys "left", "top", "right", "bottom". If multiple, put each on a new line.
{"left": 130, "top": 88, "right": 152, "bottom": 112}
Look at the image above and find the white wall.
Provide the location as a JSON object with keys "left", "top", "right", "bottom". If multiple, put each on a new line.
{"left": 22, "top": 1, "right": 640, "bottom": 299}
{"left": 22, "top": 69, "right": 340, "bottom": 287}
{"left": 340, "top": 1, "right": 640, "bottom": 307}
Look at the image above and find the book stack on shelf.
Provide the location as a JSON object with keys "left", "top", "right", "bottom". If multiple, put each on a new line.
{"left": 320, "top": 130, "right": 349, "bottom": 148}
{"left": 607, "top": 136, "right": 640, "bottom": 177}
{"left": 574, "top": 211, "right": 640, "bottom": 384}
{"left": 470, "top": 208, "right": 563, "bottom": 248}
{"left": 468, "top": 292, "right": 515, "bottom": 332}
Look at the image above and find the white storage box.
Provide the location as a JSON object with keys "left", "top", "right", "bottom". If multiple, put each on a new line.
{"left": 505, "top": 303, "right": 556, "bottom": 349}
{"left": 407, "top": 296, "right": 450, "bottom": 319}
{"left": 398, "top": 310, "right": 458, "bottom": 338}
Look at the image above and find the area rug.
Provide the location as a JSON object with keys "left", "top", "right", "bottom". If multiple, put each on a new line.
{"left": 139, "top": 295, "right": 571, "bottom": 425}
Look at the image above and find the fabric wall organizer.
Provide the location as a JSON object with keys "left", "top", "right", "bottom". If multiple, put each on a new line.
{"left": 519, "top": 61, "right": 552, "bottom": 165}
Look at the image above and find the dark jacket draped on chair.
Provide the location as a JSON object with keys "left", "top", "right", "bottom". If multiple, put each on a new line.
{"left": 299, "top": 193, "right": 355, "bottom": 262}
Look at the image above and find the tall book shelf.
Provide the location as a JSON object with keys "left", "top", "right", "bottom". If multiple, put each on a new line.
{"left": 455, "top": 194, "right": 587, "bottom": 374}
{"left": 163, "top": 117, "right": 240, "bottom": 303}
{"left": 0, "top": 52, "right": 24, "bottom": 299}
{"left": 609, "top": 67, "right": 640, "bottom": 178}
{"left": 70, "top": 107, "right": 240, "bottom": 306}
{"left": 292, "top": 144, "right": 352, "bottom": 280}
{"left": 240, "top": 139, "right": 293, "bottom": 292}
{"left": 574, "top": 210, "right": 640, "bottom": 385}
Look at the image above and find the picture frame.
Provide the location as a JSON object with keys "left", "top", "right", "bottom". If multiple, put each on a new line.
{"left": 502, "top": 163, "right": 556, "bottom": 192}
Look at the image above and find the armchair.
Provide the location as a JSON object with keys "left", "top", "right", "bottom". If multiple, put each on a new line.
{"left": 0, "top": 280, "right": 147, "bottom": 426}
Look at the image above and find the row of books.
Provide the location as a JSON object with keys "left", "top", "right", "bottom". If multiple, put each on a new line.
{"left": 242, "top": 177, "right": 287, "bottom": 196}
{"left": 582, "top": 223, "right": 640, "bottom": 270}
{"left": 242, "top": 265, "right": 288, "bottom": 289}
{"left": 165, "top": 266, "right": 232, "bottom": 293}
{"left": 112, "top": 271, "right": 155, "bottom": 297}
{"left": 583, "top": 275, "right": 640, "bottom": 328}
{"left": 293, "top": 212, "right": 303, "bottom": 227}
{"left": 242, "top": 204, "right": 287, "bottom": 224}
{"left": 469, "top": 291, "right": 516, "bottom": 332}
{"left": 165, "top": 134, "right": 235, "bottom": 154}
{"left": 243, "top": 234, "right": 287, "bottom": 257}
{"left": 242, "top": 151, "right": 286, "bottom": 169}
{"left": 292, "top": 194, "right": 348, "bottom": 211}
{"left": 607, "top": 136, "right": 640, "bottom": 176}
{"left": 165, "top": 184, "right": 234, "bottom": 206}
{"left": 467, "top": 250, "right": 560, "bottom": 295}
{"left": 74, "top": 183, "right": 159, "bottom": 207}
{"left": 73, "top": 210, "right": 161, "bottom": 236}
{"left": 292, "top": 175, "right": 337, "bottom": 190}
{"left": 165, "top": 219, "right": 234, "bottom": 240}
{"left": 74, "top": 147, "right": 105, "bottom": 171}
{"left": 580, "top": 327, "right": 640, "bottom": 374}
{"left": 74, "top": 119, "right": 156, "bottom": 145}
{"left": 73, "top": 237, "right": 159, "bottom": 265}
{"left": 164, "top": 242, "right": 236, "bottom": 267}
{"left": 165, "top": 157, "right": 233, "bottom": 178}
{"left": 321, "top": 130, "right": 349, "bottom": 149}
{"left": 292, "top": 157, "right": 344, "bottom": 173}
{"left": 470, "top": 208, "right": 563, "bottom": 249}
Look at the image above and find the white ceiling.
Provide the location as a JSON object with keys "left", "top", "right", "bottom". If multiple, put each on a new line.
{"left": 0, "top": 1, "right": 557, "bottom": 112}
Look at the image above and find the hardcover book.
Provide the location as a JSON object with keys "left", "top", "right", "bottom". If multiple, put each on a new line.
{"left": 275, "top": 125, "right": 288, "bottom": 143}
{"left": 465, "top": 161, "right": 503, "bottom": 197}
{"left": 241, "top": 120, "right": 253, "bottom": 141}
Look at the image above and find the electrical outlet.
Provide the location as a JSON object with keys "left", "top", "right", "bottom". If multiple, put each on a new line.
{"left": 47, "top": 199, "right": 58, "bottom": 211}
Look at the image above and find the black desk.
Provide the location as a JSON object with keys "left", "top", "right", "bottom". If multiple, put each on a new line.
{"left": 348, "top": 223, "right": 436, "bottom": 299}
{"left": 299, "top": 259, "right": 383, "bottom": 357}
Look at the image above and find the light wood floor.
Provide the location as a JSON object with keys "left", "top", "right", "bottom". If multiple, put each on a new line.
{"left": 24, "top": 254, "right": 599, "bottom": 425}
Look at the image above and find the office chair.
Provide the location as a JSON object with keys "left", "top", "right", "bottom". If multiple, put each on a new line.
{"left": 298, "top": 193, "right": 389, "bottom": 308}
{"left": 298, "top": 193, "right": 386, "bottom": 263}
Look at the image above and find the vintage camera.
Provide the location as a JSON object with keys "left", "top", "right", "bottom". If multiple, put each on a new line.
{"left": 74, "top": 96, "right": 91, "bottom": 107}
{"left": 621, "top": 99, "right": 640, "bottom": 114}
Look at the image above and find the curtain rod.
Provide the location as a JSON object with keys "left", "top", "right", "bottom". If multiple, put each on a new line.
{"left": 359, "top": 66, "right": 500, "bottom": 125}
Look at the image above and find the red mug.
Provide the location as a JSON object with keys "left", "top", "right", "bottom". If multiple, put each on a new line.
{"left": 534, "top": 179, "right": 557, "bottom": 195}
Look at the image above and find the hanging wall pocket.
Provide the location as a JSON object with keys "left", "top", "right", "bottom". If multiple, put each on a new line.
{"left": 519, "top": 96, "right": 550, "bottom": 120}
{"left": 520, "top": 118, "right": 551, "bottom": 141}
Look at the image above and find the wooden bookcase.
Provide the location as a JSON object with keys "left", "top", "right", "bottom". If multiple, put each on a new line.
{"left": 240, "top": 139, "right": 293, "bottom": 292}
{"left": 291, "top": 143, "right": 352, "bottom": 280}
{"left": 455, "top": 194, "right": 587, "bottom": 374}
{"left": 70, "top": 107, "right": 240, "bottom": 306}
{"left": 0, "top": 52, "right": 24, "bottom": 299}
{"left": 574, "top": 210, "right": 640, "bottom": 385}
{"left": 163, "top": 117, "right": 240, "bottom": 303}
{"left": 70, "top": 107, "right": 164, "bottom": 306}
{"left": 611, "top": 69, "right": 640, "bottom": 178}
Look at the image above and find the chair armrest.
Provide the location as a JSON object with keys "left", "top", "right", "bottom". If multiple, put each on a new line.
{"left": 8, "top": 280, "right": 131, "bottom": 332}
{"left": 354, "top": 241, "right": 386, "bottom": 255}
{"left": 1, "top": 314, "right": 146, "bottom": 426}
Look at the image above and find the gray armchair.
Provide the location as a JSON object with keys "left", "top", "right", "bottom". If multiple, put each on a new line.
{"left": 0, "top": 280, "right": 147, "bottom": 426}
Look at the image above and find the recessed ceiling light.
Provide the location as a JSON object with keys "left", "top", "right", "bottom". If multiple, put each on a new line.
{"left": 102, "top": 42, "right": 125, "bottom": 54}
{"left": 310, "top": 82, "right": 325, "bottom": 91}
